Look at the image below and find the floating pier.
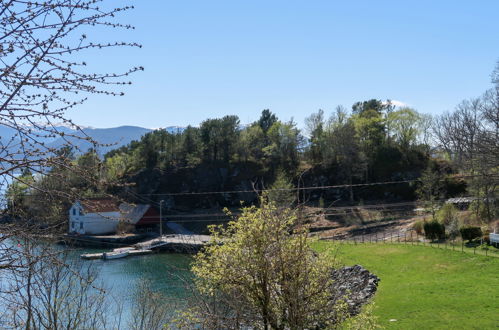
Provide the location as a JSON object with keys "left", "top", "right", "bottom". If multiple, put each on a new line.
{"left": 80, "top": 234, "right": 211, "bottom": 260}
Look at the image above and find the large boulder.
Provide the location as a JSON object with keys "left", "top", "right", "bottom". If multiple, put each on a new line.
{"left": 330, "top": 265, "right": 380, "bottom": 316}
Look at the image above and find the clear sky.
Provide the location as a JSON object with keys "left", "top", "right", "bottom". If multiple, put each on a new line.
{"left": 70, "top": 0, "right": 499, "bottom": 129}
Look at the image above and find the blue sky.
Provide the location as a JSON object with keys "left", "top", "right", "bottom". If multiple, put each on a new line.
{"left": 70, "top": 0, "right": 499, "bottom": 129}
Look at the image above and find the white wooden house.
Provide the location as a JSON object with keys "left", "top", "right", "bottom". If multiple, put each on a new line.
{"left": 69, "top": 199, "right": 159, "bottom": 235}
{"left": 69, "top": 198, "right": 121, "bottom": 235}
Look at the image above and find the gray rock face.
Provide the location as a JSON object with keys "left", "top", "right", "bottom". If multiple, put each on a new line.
{"left": 330, "top": 265, "right": 380, "bottom": 316}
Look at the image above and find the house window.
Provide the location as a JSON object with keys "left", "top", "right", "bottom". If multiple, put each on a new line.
{"left": 80, "top": 222, "right": 83, "bottom": 230}
{"left": 72, "top": 222, "right": 75, "bottom": 229}
{"left": 73, "top": 208, "right": 76, "bottom": 216}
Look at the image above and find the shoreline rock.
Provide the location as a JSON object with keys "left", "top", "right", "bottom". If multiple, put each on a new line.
{"left": 330, "top": 264, "right": 380, "bottom": 316}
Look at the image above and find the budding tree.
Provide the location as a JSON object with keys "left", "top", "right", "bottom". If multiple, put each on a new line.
{"left": 0, "top": 0, "right": 141, "bottom": 278}
{"left": 0, "top": 0, "right": 142, "bottom": 193}
{"left": 432, "top": 61, "right": 499, "bottom": 222}
{"left": 178, "top": 202, "right": 359, "bottom": 329}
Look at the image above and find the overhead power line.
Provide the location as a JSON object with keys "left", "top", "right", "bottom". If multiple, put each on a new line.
{"left": 118, "top": 173, "right": 499, "bottom": 197}
{"left": 138, "top": 179, "right": 418, "bottom": 196}
{"left": 2, "top": 174, "right": 497, "bottom": 200}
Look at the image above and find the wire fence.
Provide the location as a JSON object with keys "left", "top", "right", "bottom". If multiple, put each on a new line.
{"left": 321, "top": 229, "right": 499, "bottom": 258}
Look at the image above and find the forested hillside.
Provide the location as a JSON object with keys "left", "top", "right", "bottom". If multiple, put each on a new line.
{"left": 6, "top": 63, "right": 498, "bottom": 225}
{"left": 103, "top": 102, "right": 434, "bottom": 204}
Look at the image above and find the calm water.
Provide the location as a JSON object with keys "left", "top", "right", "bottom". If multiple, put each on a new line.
{"left": 77, "top": 248, "right": 194, "bottom": 300}
{"left": 1, "top": 241, "right": 194, "bottom": 327}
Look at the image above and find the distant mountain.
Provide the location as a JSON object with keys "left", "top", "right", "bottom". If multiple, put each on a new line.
{"left": 0, "top": 125, "right": 186, "bottom": 157}
{"left": 47, "top": 125, "right": 153, "bottom": 156}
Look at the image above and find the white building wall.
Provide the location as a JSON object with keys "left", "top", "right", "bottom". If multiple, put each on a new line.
{"left": 69, "top": 202, "right": 121, "bottom": 235}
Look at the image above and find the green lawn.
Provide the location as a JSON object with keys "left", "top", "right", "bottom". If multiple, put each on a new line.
{"left": 314, "top": 242, "right": 499, "bottom": 329}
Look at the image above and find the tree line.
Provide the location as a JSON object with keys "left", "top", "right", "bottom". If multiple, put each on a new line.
{"left": 6, "top": 63, "right": 499, "bottom": 226}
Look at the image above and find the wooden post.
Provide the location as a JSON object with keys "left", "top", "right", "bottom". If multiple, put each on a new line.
{"left": 159, "top": 200, "right": 164, "bottom": 238}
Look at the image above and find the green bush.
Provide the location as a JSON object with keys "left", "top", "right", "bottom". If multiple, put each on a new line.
{"left": 469, "top": 200, "right": 488, "bottom": 223}
{"left": 412, "top": 220, "right": 424, "bottom": 235}
{"left": 265, "top": 170, "right": 295, "bottom": 207}
{"left": 437, "top": 204, "right": 461, "bottom": 239}
{"left": 423, "top": 220, "right": 445, "bottom": 240}
{"left": 437, "top": 203, "right": 458, "bottom": 225}
{"left": 459, "top": 226, "right": 482, "bottom": 242}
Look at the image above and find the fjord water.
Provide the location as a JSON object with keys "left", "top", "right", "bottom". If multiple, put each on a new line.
{"left": 81, "top": 248, "right": 193, "bottom": 297}
{"left": 70, "top": 247, "right": 194, "bottom": 323}
{"left": 0, "top": 240, "right": 193, "bottom": 326}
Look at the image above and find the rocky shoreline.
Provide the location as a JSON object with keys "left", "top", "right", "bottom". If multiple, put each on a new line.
{"left": 331, "top": 265, "right": 380, "bottom": 316}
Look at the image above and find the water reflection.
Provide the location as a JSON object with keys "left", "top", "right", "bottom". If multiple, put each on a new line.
{"left": 98, "top": 252, "right": 192, "bottom": 295}
{"left": 0, "top": 240, "right": 193, "bottom": 327}
{"left": 70, "top": 248, "right": 194, "bottom": 324}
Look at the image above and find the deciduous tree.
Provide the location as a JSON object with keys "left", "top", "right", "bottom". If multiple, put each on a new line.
{"left": 182, "top": 202, "right": 350, "bottom": 329}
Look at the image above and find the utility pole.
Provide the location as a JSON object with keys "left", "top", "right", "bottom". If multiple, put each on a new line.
{"left": 159, "top": 200, "right": 164, "bottom": 238}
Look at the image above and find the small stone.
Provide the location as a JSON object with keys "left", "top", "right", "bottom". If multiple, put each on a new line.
{"left": 389, "top": 319, "right": 397, "bottom": 322}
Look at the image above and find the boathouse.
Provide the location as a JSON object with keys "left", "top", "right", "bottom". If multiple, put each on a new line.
{"left": 69, "top": 198, "right": 121, "bottom": 235}
{"left": 120, "top": 203, "right": 160, "bottom": 231}
{"left": 69, "top": 199, "right": 160, "bottom": 235}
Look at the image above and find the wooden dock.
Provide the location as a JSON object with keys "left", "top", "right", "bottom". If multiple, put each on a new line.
{"left": 80, "top": 234, "right": 211, "bottom": 259}
{"left": 135, "top": 234, "right": 210, "bottom": 252}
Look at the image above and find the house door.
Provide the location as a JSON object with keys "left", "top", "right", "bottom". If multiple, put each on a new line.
{"left": 78, "top": 221, "right": 85, "bottom": 234}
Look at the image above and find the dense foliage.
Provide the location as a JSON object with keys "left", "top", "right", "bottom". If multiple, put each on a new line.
{"left": 459, "top": 226, "right": 483, "bottom": 242}
{"left": 178, "top": 202, "right": 357, "bottom": 329}
{"left": 5, "top": 62, "right": 499, "bottom": 224}
{"left": 423, "top": 220, "right": 446, "bottom": 240}
{"left": 101, "top": 102, "right": 433, "bottom": 204}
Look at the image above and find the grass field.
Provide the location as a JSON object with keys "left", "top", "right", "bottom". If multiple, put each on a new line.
{"left": 314, "top": 242, "right": 499, "bottom": 329}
